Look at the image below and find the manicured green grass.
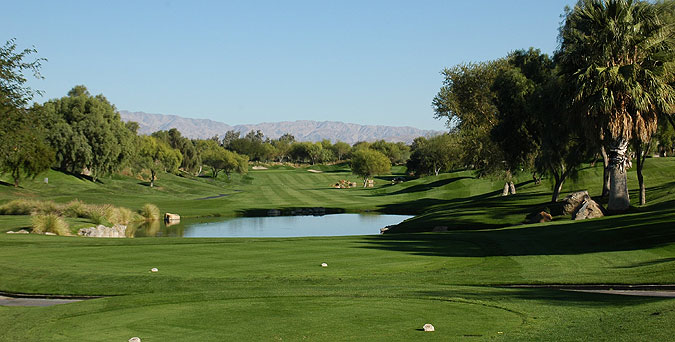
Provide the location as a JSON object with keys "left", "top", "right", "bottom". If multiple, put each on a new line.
{"left": 0, "top": 159, "right": 673, "bottom": 341}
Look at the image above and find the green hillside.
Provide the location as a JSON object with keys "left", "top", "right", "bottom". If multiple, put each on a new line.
{"left": 0, "top": 158, "right": 673, "bottom": 341}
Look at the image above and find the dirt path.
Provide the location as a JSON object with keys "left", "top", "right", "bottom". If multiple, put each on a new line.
{"left": 0, "top": 295, "right": 84, "bottom": 307}
{"left": 0, "top": 292, "right": 102, "bottom": 307}
{"left": 499, "top": 284, "right": 675, "bottom": 298}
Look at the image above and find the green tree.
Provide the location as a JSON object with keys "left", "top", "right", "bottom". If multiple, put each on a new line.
{"left": 350, "top": 148, "right": 391, "bottom": 187}
{"left": 0, "top": 39, "right": 53, "bottom": 187}
{"left": 137, "top": 136, "right": 182, "bottom": 187}
{"left": 199, "top": 139, "right": 249, "bottom": 179}
{"left": 0, "top": 110, "right": 54, "bottom": 187}
{"left": 406, "top": 134, "right": 461, "bottom": 176}
{"left": 331, "top": 141, "right": 351, "bottom": 161}
{"left": 40, "top": 86, "right": 136, "bottom": 181}
{"left": 558, "top": 0, "right": 675, "bottom": 210}
{"left": 433, "top": 60, "right": 506, "bottom": 174}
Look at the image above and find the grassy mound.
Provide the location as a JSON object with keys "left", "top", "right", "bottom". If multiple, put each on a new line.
{"left": 0, "top": 158, "right": 673, "bottom": 340}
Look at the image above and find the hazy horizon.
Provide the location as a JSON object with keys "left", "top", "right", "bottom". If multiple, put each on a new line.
{"left": 8, "top": 1, "right": 574, "bottom": 130}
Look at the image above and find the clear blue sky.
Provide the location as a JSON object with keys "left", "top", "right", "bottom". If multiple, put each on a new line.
{"left": 6, "top": 0, "right": 574, "bottom": 130}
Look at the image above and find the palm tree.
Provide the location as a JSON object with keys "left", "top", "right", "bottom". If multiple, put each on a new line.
{"left": 558, "top": 0, "right": 675, "bottom": 211}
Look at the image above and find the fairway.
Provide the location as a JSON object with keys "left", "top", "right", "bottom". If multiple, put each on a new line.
{"left": 0, "top": 159, "right": 674, "bottom": 341}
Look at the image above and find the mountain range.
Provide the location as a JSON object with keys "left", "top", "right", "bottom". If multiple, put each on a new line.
{"left": 119, "top": 111, "right": 441, "bottom": 144}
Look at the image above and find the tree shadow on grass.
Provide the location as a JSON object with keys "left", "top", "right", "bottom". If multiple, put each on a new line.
{"left": 57, "top": 169, "right": 104, "bottom": 184}
{"left": 356, "top": 209, "right": 675, "bottom": 257}
{"left": 381, "top": 176, "right": 474, "bottom": 195}
{"left": 0, "top": 180, "right": 16, "bottom": 187}
{"left": 416, "top": 287, "right": 668, "bottom": 307}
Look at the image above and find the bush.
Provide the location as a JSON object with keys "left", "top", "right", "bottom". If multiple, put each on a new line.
{"left": 139, "top": 203, "right": 160, "bottom": 221}
{"left": 0, "top": 199, "right": 38, "bottom": 215}
{"left": 63, "top": 200, "right": 89, "bottom": 218}
{"left": 0, "top": 199, "right": 62, "bottom": 215}
{"left": 105, "top": 206, "right": 141, "bottom": 225}
{"left": 31, "top": 213, "right": 70, "bottom": 236}
{"left": 84, "top": 205, "right": 111, "bottom": 226}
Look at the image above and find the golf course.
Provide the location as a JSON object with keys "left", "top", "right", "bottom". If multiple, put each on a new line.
{"left": 0, "top": 158, "right": 673, "bottom": 341}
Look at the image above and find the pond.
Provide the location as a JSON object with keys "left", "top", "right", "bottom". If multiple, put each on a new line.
{"left": 131, "top": 213, "right": 412, "bottom": 238}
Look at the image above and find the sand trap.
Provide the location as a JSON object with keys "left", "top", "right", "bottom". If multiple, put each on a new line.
{"left": 252, "top": 166, "right": 268, "bottom": 170}
{"left": 307, "top": 169, "right": 323, "bottom": 173}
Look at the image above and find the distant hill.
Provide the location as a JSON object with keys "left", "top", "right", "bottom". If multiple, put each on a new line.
{"left": 119, "top": 111, "right": 441, "bottom": 144}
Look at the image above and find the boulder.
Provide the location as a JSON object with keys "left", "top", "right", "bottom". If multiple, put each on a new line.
{"left": 164, "top": 213, "right": 180, "bottom": 221}
{"left": 423, "top": 324, "right": 435, "bottom": 332}
{"left": 129, "top": 337, "right": 142, "bottom": 342}
{"left": 321, "top": 263, "right": 328, "bottom": 267}
{"left": 530, "top": 211, "right": 553, "bottom": 223}
{"left": 150, "top": 268, "right": 159, "bottom": 273}
{"left": 502, "top": 183, "right": 509, "bottom": 196}
{"left": 561, "top": 191, "right": 589, "bottom": 215}
{"left": 78, "top": 224, "right": 127, "bottom": 238}
{"left": 380, "top": 225, "right": 396, "bottom": 234}
{"left": 573, "top": 199, "right": 605, "bottom": 220}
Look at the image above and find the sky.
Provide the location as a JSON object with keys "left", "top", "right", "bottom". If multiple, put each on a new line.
{"left": 5, "top": 0, "right": 575, "bottom": 130}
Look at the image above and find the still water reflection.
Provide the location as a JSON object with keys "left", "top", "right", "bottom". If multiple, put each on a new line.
{"left": 131, "top": 214, "right": 412, "bottom": 238}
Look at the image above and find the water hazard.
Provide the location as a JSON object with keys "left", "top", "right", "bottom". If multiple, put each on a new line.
{"left": 133, "top": 214, "right": 412, "bottom": 238}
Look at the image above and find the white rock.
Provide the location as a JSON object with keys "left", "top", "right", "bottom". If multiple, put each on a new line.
{"left": 129, "top": 337, "right": 141, "bottom": 342}
{"left": 321, "top": 263, "right": 328, "bottom": 267}
{"left": 423, "top": 323, "right": 435, "bottom": 332}
{"left": 150, "top": 268, "right": 158, "bottom": 273}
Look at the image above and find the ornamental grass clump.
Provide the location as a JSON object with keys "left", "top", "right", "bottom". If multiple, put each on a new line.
{"left": 0, "top": 199, "right": 59, "bottom": 215}
{"left": 105, "top": 205, "right": 141, "bottom": 225}
{"left": 139, "top": 203, "right": 160, "bottom": 221}
{"left": 31, "top": 213, "right": 70, "bottom": 236}
{"left": 63, "top": 200, "right": 89, "bottom": 218}
{"left": 84, "top": 205, "right": 111, "bottom": 226}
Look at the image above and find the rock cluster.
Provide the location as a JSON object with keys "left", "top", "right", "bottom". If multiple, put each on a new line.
{"left": 6, "top": 230, "right": 30, "bottom": 234}
{"left": 289, "top": 207, "right": 326, "bottom": 216}
{"left": 531, "top": 211, "right": 553, "bottom": 223}
{"left": 77, "top": 225, "right": 127, "bottom": 238}
{"left": 164, "top": 213, "right": 180, "bottom": 221}
{"left": 332, "top": 180, "right": 358, "bottom": 189}
{"left": 561, "top": 191, "right": 605, "bottom": 220}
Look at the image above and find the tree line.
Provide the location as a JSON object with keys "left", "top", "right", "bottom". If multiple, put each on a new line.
{"left": 430, "top": 0, "right": 675, "bottom": 210}
{"left": 2, "top": 0, "right": 674, "bottom": 205}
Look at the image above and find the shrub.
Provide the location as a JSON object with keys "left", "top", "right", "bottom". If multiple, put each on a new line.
{"left": 105, "top": 206, "right": 141, "bottom": 225}
{"left": 63, "top": 200, "right": 89, "bottom": 218}
{"left": 139, "top": 203, "right": 160, "bottom": 221}
{"left": 84, "top": 205, "right": 111, "bottom": 226}
{"left": 31, "top": 213, "right": 70, "bottom": 236}
{"left": 0, "top": 199, "right": 38, "bottom": 215}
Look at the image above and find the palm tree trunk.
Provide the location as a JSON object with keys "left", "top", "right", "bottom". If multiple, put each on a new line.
{"left": 607, "top": 138, "right": 630, "bottom": 212}
{"left": 635, "top": 140, "right": 651, "bottom": 206}
{"left": 601, "top": 145, "right": 610, "bottom": 198}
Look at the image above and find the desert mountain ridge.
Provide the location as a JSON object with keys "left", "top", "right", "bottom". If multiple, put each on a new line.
{"left": 119, "top": 110, "right": 442, "bottom": 144}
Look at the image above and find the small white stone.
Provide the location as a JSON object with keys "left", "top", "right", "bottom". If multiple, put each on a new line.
{"left": 150, "top": 268, "right": 158, "bottom": 273}
{"left": 321, "top": 263, "right": 328, "bottom": 267}
{"left": 423, "top": 323, "right": 435, "bottom": 332}
{"left": 129, "top": 337, "right": 141, "bottom": 342}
